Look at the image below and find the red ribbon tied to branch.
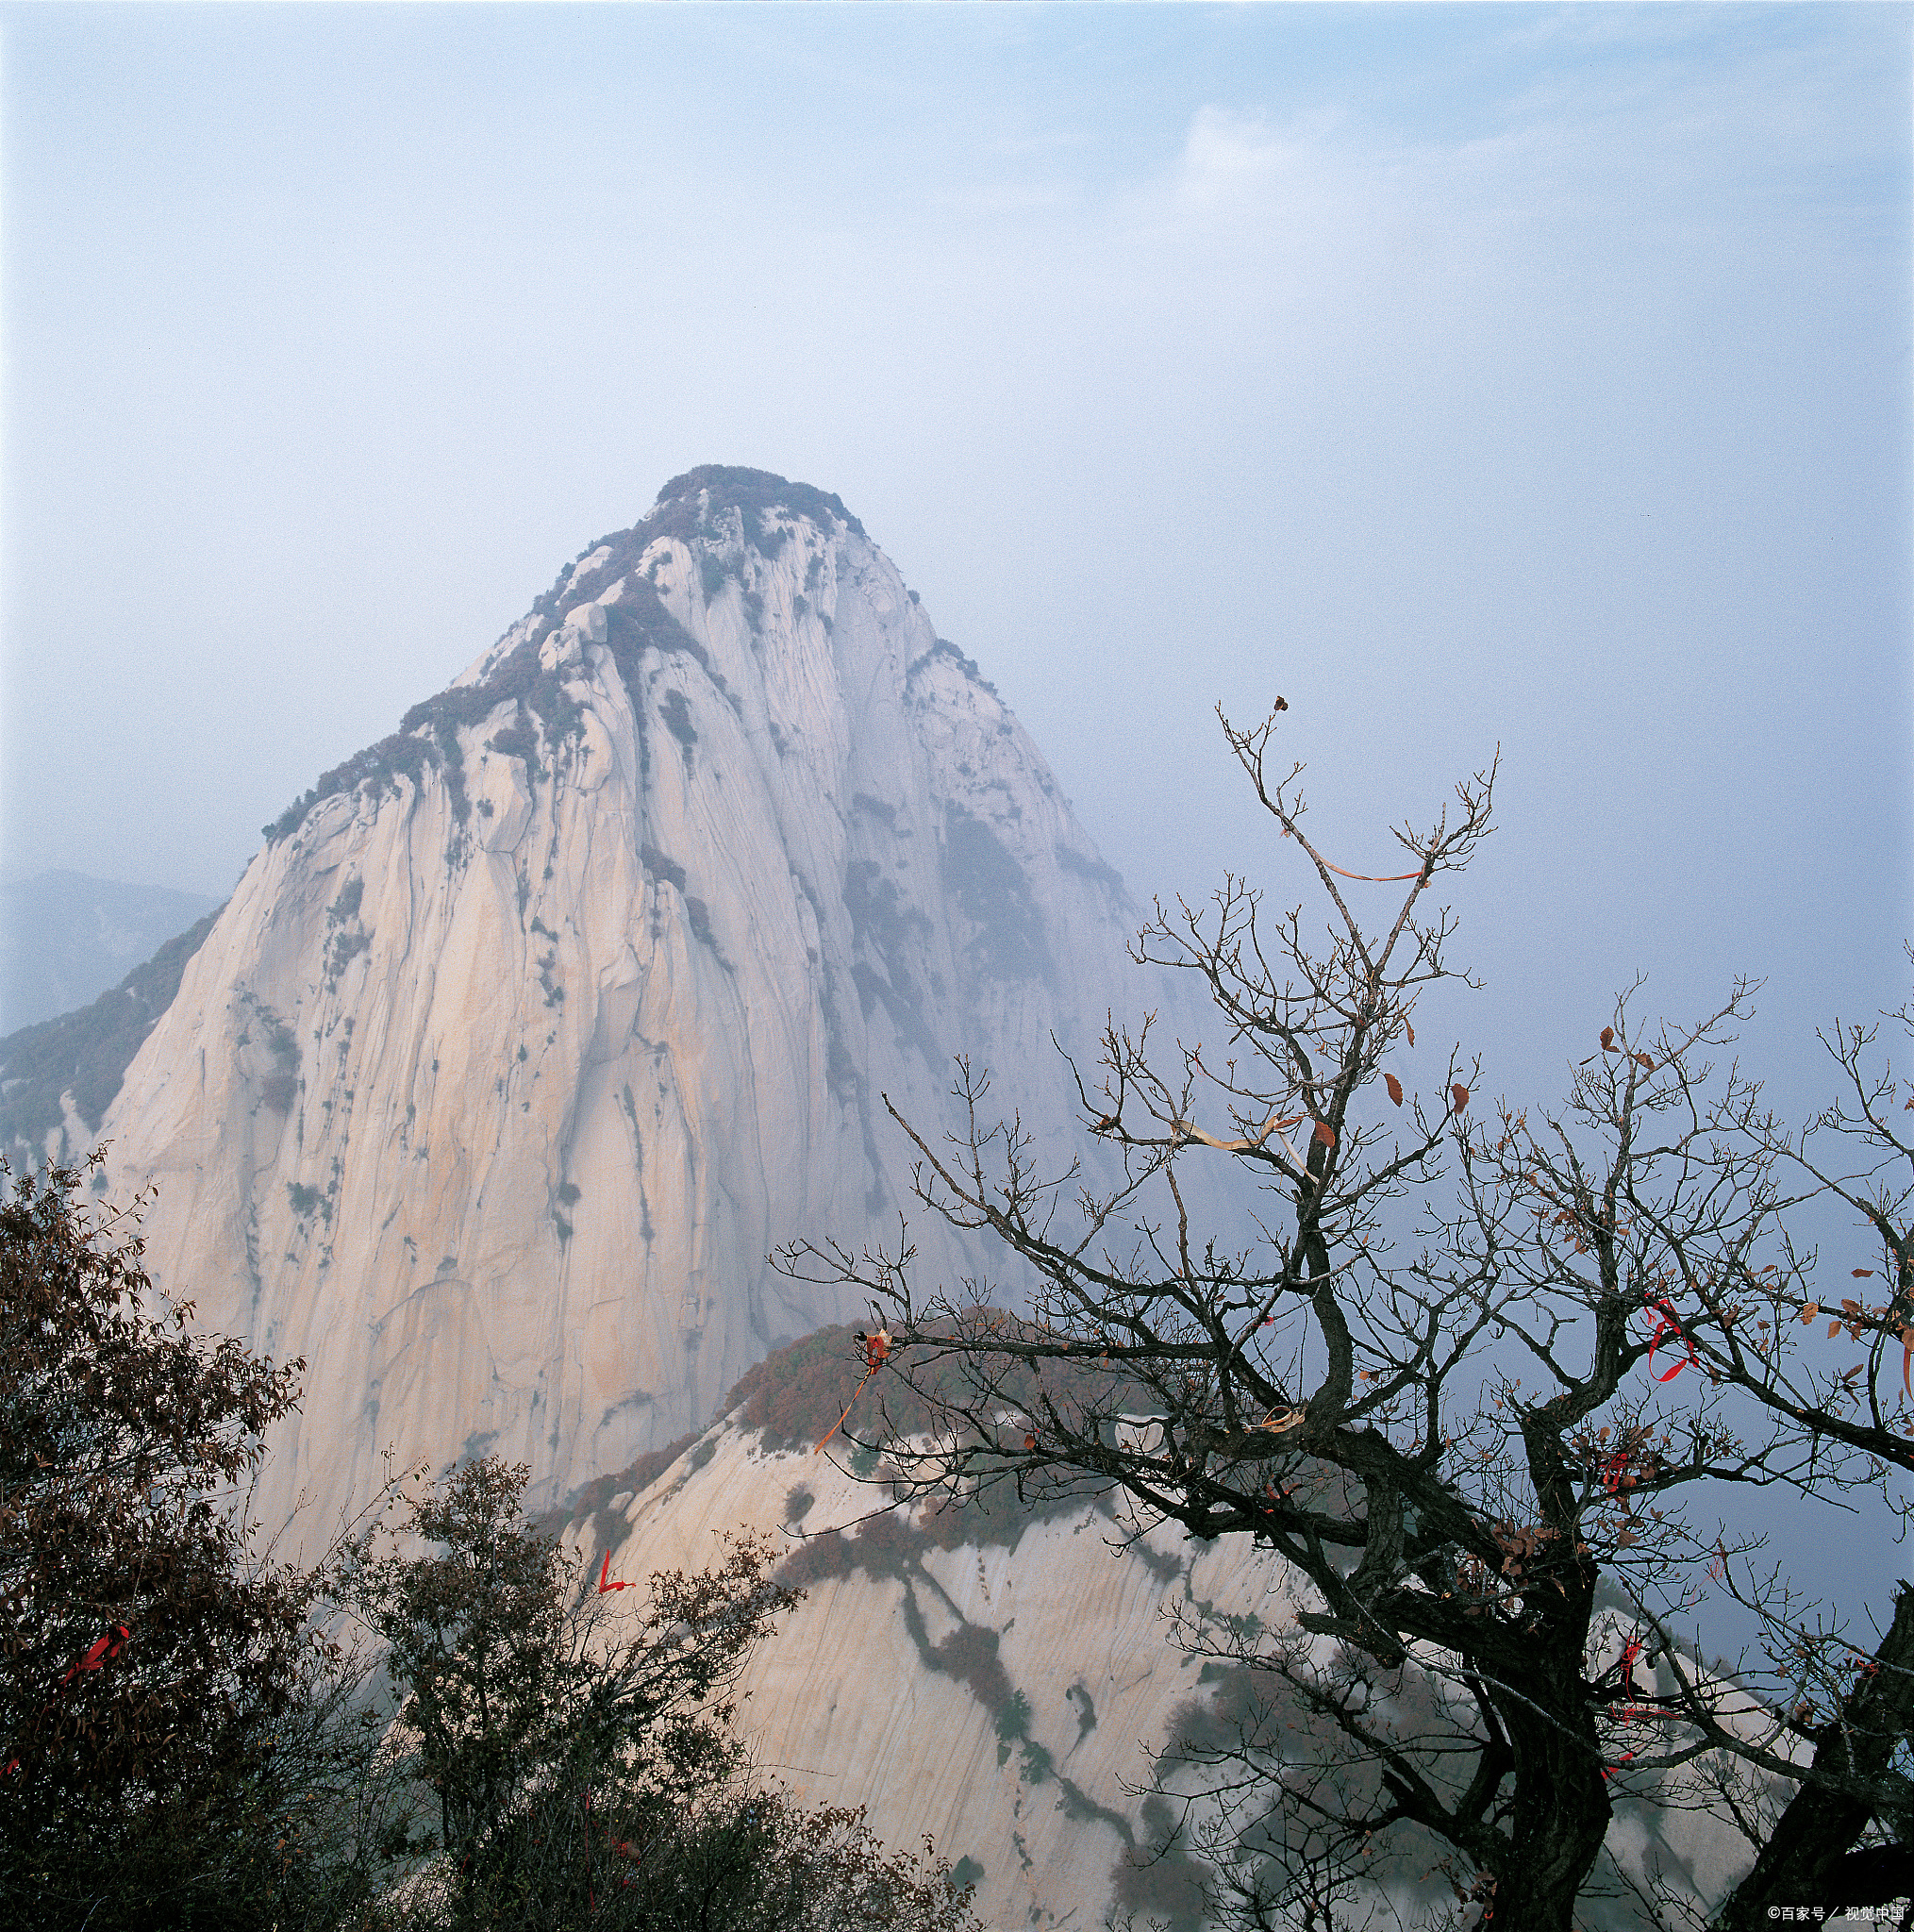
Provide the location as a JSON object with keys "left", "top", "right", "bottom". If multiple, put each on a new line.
{"left": 814, "top": 1328, "right": 891, "bottom": 1455}
{"left": 5, "top": 1624, "right": 133, "bottom": 1775}
{"left": 1644, "top": 1301, "right": 1695, "bottom": 1382}
{"left": 60, "top": 1623, "right": 132, "bottom": 1684}
{"left": 597, "top": 1553, "right": 634, "bottom": 1594}
{"left": 1607, "top": 1634, "right": 1669, "bottom": 1724}
{"left": 61, "top": 1624, "right": 131, "bottom": 1686}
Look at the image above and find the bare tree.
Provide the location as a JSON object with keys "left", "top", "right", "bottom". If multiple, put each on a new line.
{"left": 775, "top": 706, "right": 1914, "bottom": 1932}
{"left": 1571, "top": 966, "right": 1914, "bottom": 1927}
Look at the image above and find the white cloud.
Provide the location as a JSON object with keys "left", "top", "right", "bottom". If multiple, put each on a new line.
{"left": 1171, "top": 104, "right": 1349, "bottom": 215}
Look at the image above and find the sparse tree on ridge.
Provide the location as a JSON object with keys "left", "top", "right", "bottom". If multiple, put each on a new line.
{"left": 774, "top": 705, "right": 1914, "bottom": 1932}
{"left": 344, "top": 1456, "right": 985, "bottom": 1932}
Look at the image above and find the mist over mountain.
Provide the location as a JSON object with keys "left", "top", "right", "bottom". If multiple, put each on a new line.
{"left": 0, "top": 904, "right": 222, "bottom": 1168}
{"left": 0, "top": 871, "right": 220, "bottom": 1035}
{"left": 65, "top": 467, "right": 1176, "bottom": 1537}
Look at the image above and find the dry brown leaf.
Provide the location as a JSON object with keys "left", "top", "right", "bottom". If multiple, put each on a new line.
{"left": 1384, "top": 1073, "right": 1404, "bottom": 1107}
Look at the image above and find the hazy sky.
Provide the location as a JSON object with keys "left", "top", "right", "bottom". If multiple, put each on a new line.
{"left": 3, "top": 2, "right": 1908, "bottom": 1119}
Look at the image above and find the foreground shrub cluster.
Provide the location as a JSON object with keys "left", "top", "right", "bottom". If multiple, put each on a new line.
{"left": 0, "top": 1158, "right": 979, "bottom": 1932}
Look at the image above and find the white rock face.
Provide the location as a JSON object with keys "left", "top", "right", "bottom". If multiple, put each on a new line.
{"left": 577, "top": 1405, "right": 1300, "bottom": 1932}
{"left": 581, "top": 1404, "right": 1763, "bottom": 1932}
{"left": 96, "top": 469, "right": 1169, "bottom": 1537}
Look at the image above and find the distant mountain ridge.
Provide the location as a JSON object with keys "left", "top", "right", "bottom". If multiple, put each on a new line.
{"left": 80, "top": 465, "right": 1172, "bottom": 1537}
{"left": 0, "top": 903, "right": 223, "bottom": 1165}
{"left": 0, "top": 871, "right": 220, "bottom": 1034}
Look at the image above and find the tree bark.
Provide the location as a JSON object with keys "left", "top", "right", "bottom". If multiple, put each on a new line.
{"left": 1713, "top": 1585, "right": 1914, "bottom": 1929}
{"left": 1472, "top": 1677, "right": 1612, "bottom": 1932}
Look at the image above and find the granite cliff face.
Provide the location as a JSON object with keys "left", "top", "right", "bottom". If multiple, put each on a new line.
{"left": 93, "top": 467, "right": 1157, "bottom": 1533}
{"left": 565, "top": 1347, "right": 1761, "bottom": 1932}
{"left": 577, "top": 1405, "right": 1294, "bottom": 1932}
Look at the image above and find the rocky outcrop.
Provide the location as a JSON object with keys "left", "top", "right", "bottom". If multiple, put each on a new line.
{"left": 569, "top": 1385, "right": 1296, "bottom": 1932}
{"left": 571, "top": 1345, "right": 1764, "bottom": 1932}
{"left": 91, "top": 467, "right": 1166, "bottom": 1535}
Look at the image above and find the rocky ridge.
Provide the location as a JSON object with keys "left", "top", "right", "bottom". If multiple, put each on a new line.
{"left": 570, "top": 1329, "right": 1762, "bottom": 1932}
{"left": 571, "top": 1354, "right": 1296, "bottom": 1932}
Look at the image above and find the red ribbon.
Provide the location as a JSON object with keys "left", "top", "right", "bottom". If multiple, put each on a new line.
{"left": 1321, "top": 857, "right": 1425, "bottom": 884}
{"left": 813, "top": 1329, "right": 891, "bottom": 1456}
{"left": 5, "top": 1624, "right": 133, "bottom": 1776}
{"left": 61, "top": 1625, "right": 130, "bottom": 1685}
{"left": 1644, "top": 1301, "right": 1694, "bottom": 1382}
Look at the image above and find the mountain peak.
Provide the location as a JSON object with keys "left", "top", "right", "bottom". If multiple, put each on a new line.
{"left": 648, "top": 464, "right": 867, "bottom": 542}
{"left": 89, "top": 469, "right": 1154, "bottom": 1535}
{"left": 264, "top": 467, "right": 873, "bottom": 848}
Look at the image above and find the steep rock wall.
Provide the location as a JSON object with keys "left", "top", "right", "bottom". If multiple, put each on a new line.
{"left": 577, "top": 1404, "right": 1294, "bottom": 1932}
{"left": 94, "top": 469, "right": 1164, "bottom": 1533}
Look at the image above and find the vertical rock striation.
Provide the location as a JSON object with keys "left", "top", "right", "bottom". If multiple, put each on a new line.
{"left": 93, "top": 468, "right": 1161, "bottom": 1532}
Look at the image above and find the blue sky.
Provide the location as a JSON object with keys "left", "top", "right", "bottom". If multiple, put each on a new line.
{"left": 3, "top": 2, "right": 1907, "bottom": 1114}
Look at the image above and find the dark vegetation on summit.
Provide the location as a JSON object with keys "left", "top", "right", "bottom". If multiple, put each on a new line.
{"left": 647, "top": 465, "right": 865, "bottom": 547}
{"left": 260, "top": 468, "right": 866, "bottom": 847}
